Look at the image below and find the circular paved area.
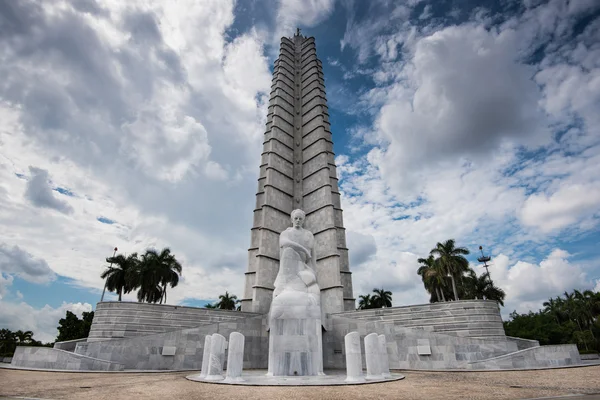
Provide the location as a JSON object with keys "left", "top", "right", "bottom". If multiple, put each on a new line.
{"left": 1, "top": 365, "right": 599, "bottom": 399}
{"left": 186, "top": 370, "right": 404, "bottom": 385}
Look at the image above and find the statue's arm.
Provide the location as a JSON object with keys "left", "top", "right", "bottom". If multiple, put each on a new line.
{"left": 280, "top": 235, "right": 310, "bottom": 258}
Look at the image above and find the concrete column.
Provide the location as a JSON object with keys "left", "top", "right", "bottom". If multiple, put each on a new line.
{"left": 205, "top": 333, "right": 226, "bottom": 381}
{"left": 379, "top": 334, "right": 391, "bottom": 378}
{"left": 344, "top": 331, "right": 365, "bottom": 382}
{"left": 225, "top": 332, "right": 245, "bottom": 382}
{"left": 364, "top": 333, "right": 382, "bottom": 379}
{"left": 199, "top": 334, "right": 212, "bottom": 378}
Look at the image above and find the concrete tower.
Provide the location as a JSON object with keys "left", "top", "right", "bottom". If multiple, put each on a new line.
{"left": 241, "top": 32, "right": 354, "bottom": 315}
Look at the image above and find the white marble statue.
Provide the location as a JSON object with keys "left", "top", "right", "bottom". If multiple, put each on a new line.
{"left": 267, "top": 209, "right": 324, "bottom": 376}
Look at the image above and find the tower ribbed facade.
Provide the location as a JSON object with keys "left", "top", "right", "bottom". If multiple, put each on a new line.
{"left": 241, "top": 33, "right": 354, "bottom": 315}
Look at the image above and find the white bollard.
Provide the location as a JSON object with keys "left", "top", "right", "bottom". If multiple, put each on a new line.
{"left": 344, "top": 331, "right": 365, "bottom": 382}
{"left": 199, "top": 335, "right": 212, "bottom": 378}
{"left": 379, "top": 334, "right": 391, "bottom": 378}
{"left": 205, "top": 333, "right": 226, "bottom": 381}
{"left": 225, "top": 332, "right": 245, "bottom": 382}
{"left": 364, "top": 333, "right": 383, "bottom": 379}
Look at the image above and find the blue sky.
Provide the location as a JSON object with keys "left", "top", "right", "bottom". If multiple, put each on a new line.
{"left": 0, "top": 0, "right": 599, "bottom": 342}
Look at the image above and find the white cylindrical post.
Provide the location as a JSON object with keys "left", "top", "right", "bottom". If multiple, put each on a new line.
{"left": 364, "top": 333, "right": 382, "bottom": 379}
{"left": 225, "top": 332, "right": 245, "bottom": 382}
{"left": 379, "top": 334, "right": 391, "bottom": 378}
{"left": 344, "top": 331, "right": 365, "bottom": 382}
{"left": 205, "top": 333, "right": 226, "bottom": 381}
{"left": 199, "top": 334, "right": 212, "bottom": 378}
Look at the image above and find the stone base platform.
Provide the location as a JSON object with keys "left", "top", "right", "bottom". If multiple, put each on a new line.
{"left": 186, "top": 370, "right": 405, "bottom": 386}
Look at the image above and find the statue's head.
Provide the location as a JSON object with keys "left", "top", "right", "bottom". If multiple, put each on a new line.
{"left": 290, "top": 209, "right": 305, "bottom": 228}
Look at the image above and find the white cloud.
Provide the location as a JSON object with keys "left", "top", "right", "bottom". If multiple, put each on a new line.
{"left": 25, "top": 167, "right": 74, "bottom": 214}
{"left": 0, "top": 300, "right": 92, "bottom": 343}
{"left": 275, "top": 0, "right": 335, "bottom": 41}
{"left": 492, "top": 249, "right": 593, "bottom": 316}
{"left": 0, "top": 243, "right": 56, "bottom": 283}
{"left": 0, "top": 0, "right": 272, "bottom": 306}
{"left": 520, "top": 184, "right": 600, "bottom": 232}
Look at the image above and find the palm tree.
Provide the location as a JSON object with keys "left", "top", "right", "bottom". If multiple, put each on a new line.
{"left": 430, "top": 239, "right": 470, "bottom": 301}
{"left": 101, "top": 253, "right": 139, "bottom": 301}
{"left": 130, "top": 251, "right": 163, "bottom": 304}
{"left": 216, "top": 291, "right": 239, "bottom": 310}
{"left": 14, "top": 330, "right": 33, "bottom": 344}
{"left": 204, "top": 302, "right": 217, "bottom": 309}
{"left": 358, "top": 294, "right": 373, "bottom": 310}
{"left": 417, "top": 255, "right": 446, "bottom": 302}
{"left": 141, "top": 248, "right": 183, "bottom": 304}
{"left": 371, "top": 288, "right": 392, "bottom": 308}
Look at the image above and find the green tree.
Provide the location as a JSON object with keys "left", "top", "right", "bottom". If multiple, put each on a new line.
{"left": 461, "top": 269, "right": 506, "bottom": 306}
{"left": 101, "top": 253, "right": 139, "bottom": 301}
{"left": 13, "top": 330, "right": 33, "bottom": 344}
{"left": 357, "top": 294, "right": 374, "bottom": 310}
{"left": 430, "top": 239, "right": 470, "bottom": 301}
{"left": 128, "top": 248, "right": 183, "bottom": 304}
{"left": 0, "top": 329, "right": 17, "bottom": 357}
{"left": 371, "top": 288, "right": 392, "bottom": 308}
{"left": 215, "top": 291, "right": 239, "bottom": 310}
{"left": 56, "top": 311, "right": 95, "bottom": 342}
{"left": 417, "top": 255, "right": 446, "bottom": 302}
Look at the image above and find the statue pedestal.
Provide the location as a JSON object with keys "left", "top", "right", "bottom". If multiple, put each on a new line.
{"left": 267, "top": 291, "right": 323, "bottom": 376}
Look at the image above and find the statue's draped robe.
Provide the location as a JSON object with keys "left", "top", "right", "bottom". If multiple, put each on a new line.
{"left": 267, "top": 227, "right": 324, "bottom": 376}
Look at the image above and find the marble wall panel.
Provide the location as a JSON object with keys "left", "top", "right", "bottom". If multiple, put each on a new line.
{"left": 264, "top": 186, "right": 293, "bottom": 214}
{"left": 304, "top": 186, "right": 332, "bottom": 214}
{"left": 301, "top": 94, "right": 326, "bottom": 115}
{"left": 302, "top": 167, "right": 330, "bottom": 195}
{"left": 303, "top": 138, "right": 332, "bottom": 163}
{"left": 303, "top": 126, "right": 331, "bottom": 148}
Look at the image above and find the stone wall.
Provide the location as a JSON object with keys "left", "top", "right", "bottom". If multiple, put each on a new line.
{"left": 11, "top": 346, "right": 124, "bottom": 371}
{"left": 54, "top": 338, "right": 88, "bottom": 352}
{"left": 88, "top": 302, "right": 260, "bottom": 342}
{"left": 76, "top": 314, "right": 268, "bottom": 370}
{"left": 333, "top": 300, "right": 505, "bottom": 339}
{"left": 506, "top": 336, "right": 540, "bottom": 350}
{"left": 467, "top": 344, "right": 581, "bottom": 369}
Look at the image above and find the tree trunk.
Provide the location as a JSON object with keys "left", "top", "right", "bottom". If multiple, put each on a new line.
{"left": 118, "top": 289, "right": 122, "bottom": 302}
{"left": 449, "top": 275, "right": 459, "bottom": 301}
{"left": 436, "top": 287, "right": 442, "bottom": 302}
{"left": 440, "top": 287, "right": 446, "bottom": 302}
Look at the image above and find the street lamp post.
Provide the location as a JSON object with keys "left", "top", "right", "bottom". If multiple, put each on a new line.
{"left": 100, "top": 247, "right": 118, "bottom": 302}
{"left": 477, "top": 245, "right": 492, "bottom": 281}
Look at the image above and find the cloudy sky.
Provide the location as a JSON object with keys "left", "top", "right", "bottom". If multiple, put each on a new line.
{"left": 0, "top": 0, "right": 599, "bottom": 342}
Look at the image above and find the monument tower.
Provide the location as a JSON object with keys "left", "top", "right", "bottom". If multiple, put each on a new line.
{"left": 241, "top": 31, "right": 354, "bottom": 315}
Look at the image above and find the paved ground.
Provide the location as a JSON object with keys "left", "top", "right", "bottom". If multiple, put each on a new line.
{"left": 1, "top": 366, "right": 599, "bottom": 400}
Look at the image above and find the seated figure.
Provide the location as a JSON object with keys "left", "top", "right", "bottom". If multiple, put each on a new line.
{"left": 267, "top": 209, "right": 324, "bottom": 376}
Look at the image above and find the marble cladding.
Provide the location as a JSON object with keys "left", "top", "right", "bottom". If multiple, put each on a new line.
{"left": 344, "top": 332, "right": 364, "bottom": 382}
{"left": 11, "top": 346, "right": 124, "bottom": 371}
{"left": 225, "top": 332, "right": 245, "bottom": 382}
{"left": 379, "top": 334, "right": 391, "bottom": 377}
{"left": 333, "top": 300, "right": 506, "bottom": 339}
{"left": 364, "top": 333, "right": 383, "bottom": 379}
{"left": 199, "top": 335, "right": 212, "bottom": 378}
{"left": 88, "top": 301, "right": 258, "bottom": 342}
{"left": 243, "top": 34, "right": 354, "bottom": 314}
{"left": 205, "top": 333, "right": 226, "bottom": 381}
{"left": 16, "top": 301, "right": 585, "bottom": 371}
